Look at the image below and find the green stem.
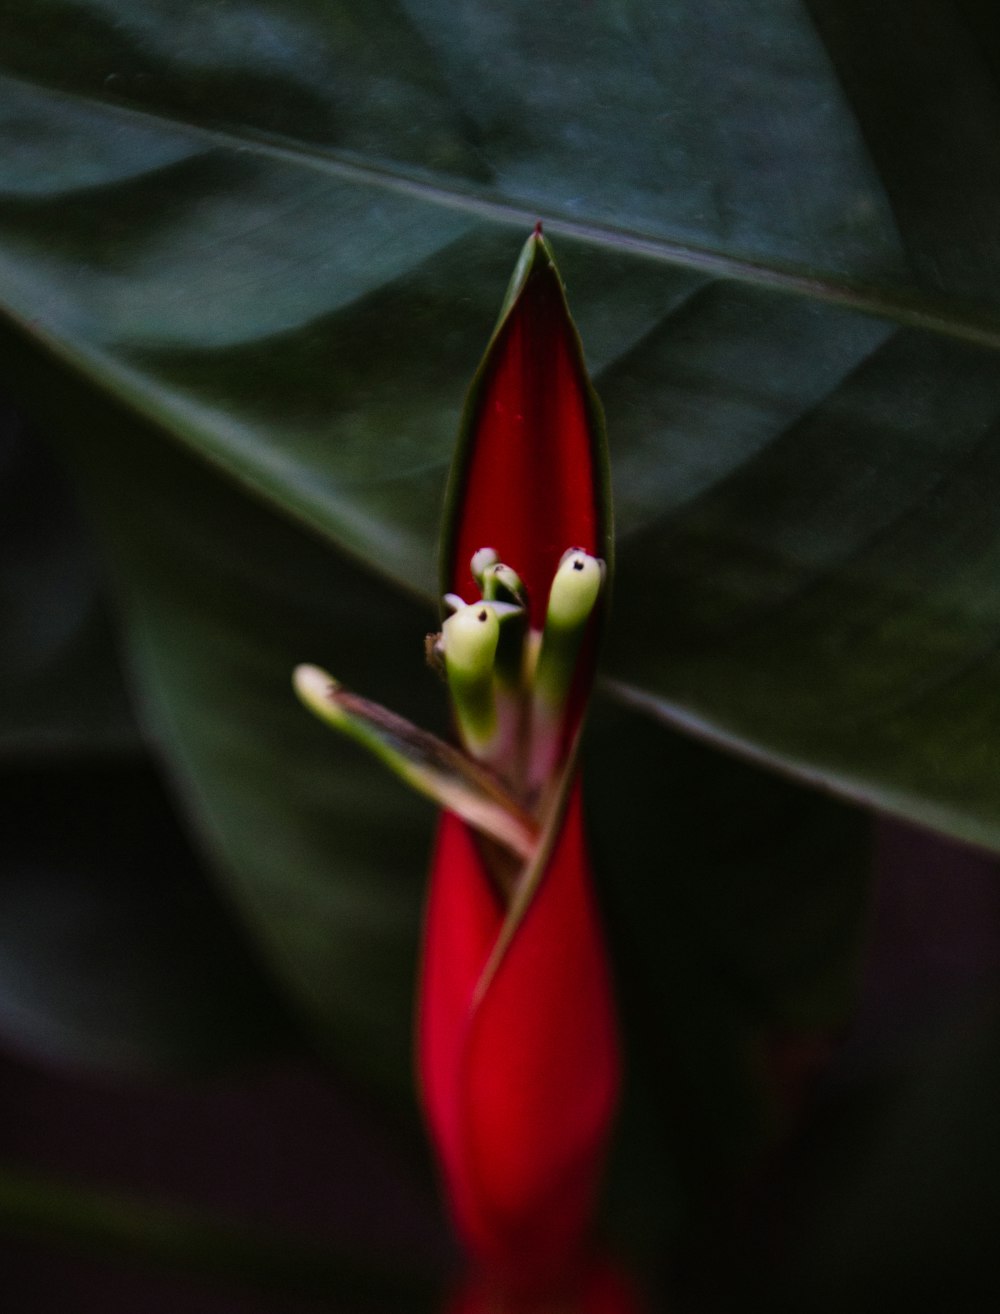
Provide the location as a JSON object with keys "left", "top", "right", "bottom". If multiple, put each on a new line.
{"left": 294, "top": 665, "right": 538, "bottom": 859}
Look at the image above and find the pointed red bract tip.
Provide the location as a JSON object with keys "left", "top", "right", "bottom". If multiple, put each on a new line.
{"left": 533, "top": 219, "right": 544, "bottom": 237}
{"left": 447, "top": 257, "right": 602, "bottom": 625}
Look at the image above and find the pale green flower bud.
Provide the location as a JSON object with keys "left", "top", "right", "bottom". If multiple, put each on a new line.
{"left": 443, "top": 603, "right": 500, "bottom": 757}
{"left": 528, "top": 550, "right": 605, "bottom": 794}
{"left": 545, "top": 549, "right": 604, "bottom": 630}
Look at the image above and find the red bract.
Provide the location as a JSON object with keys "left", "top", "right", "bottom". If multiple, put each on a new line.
{"left": 421, "top": 789, "right": 618, "bottom": 1291}
{"left": 418, "top": 230, "right": 627, "bottom": 1308}
{"left": 444, "top": 227, "right": 606, "bottom": 631}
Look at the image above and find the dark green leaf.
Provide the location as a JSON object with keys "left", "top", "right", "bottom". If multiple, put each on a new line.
{"left": 604, "top": 293, "right": 1000, "bottom": 851}
{"left": 0, "top": 413, "right": 295, "bottom": 1073}
{"left": 4, "top": 7, "right": 1000, "bottom": 845}
{"left": 0, "top": 407, "right": 136, "bottom": 756}
{"left": 44, "top": 389, "right": 438, "bottom": 1105}
{"left": 743, "top": 1007, "right": 1000, "bottom": 1314}
{"left": 0, "top": 755, "right": 296, "bottom": 1074}
{"left": 586, "top": 697, "right": 872, "bottom": 1264}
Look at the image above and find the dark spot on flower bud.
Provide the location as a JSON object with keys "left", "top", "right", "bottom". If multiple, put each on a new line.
{"left": 572, "top": 558, "right": 584, "bottom": 571}
{"left": 478, "top": 609, "right": 488, "bottom": 621}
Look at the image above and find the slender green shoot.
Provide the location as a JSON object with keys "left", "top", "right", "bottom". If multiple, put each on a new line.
{"left": 294, "top": 665, "right": 537, "bottom": 860}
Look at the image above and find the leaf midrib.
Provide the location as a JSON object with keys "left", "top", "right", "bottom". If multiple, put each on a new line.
{"left": 5, "top": 70, "right": 1000, "bottom": 351}
{"left": 601, "top": 677, "right": 1000, "bottom": 853}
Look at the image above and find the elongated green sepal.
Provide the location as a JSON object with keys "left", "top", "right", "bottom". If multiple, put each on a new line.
{"left": 293, "top": 665, "right": 538, "bottom": 860}
{"left": 443, "top": 603, "right": 500, "bottom": 757}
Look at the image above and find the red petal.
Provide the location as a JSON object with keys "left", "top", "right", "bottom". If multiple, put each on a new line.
{"left": 419, "top": 786, "right": 620, "bottom": 1289}
{"left": 418, "top": 810, "right": 504, "bottom": 1234}
{"left": 463, "top": 784, "right": 619, "bottom": 1284}
{"left": 444, "top": 232, "right": 607, "bottom": 620}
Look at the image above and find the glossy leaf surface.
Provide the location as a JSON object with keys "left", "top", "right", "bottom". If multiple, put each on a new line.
{"left": 3, "top": 6, "right": 1000, "bottom": 845}
{"left": 40, "top": 391, "right": 437, "bottom": 1105}
{"left": 0, "top": 411, "right": 292, "bottom": 1073}
{"left": 0, "top": 2, "right": 985, "bottom": 1296}
{"left": 0, "top": 407, "right": 135, "bottom": 756}
{"left": 0, "top": 756, "right": 294, "bottom": 1074}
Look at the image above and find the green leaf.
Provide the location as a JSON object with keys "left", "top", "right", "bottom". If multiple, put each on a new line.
{"left": 0, "top": 753, "right": 296, "bottom": 1074}
{"left": 735, "top": 1004, "right": 1000, "bottom": 1313}
{"left": 0, "top": 414, "right": 292, "bottom": 1073}
{"left": 4, "top": 6, "right": 1000, "bottom": 845}
{"left": 43, "top": 389, "right": 438, "bottom": 1106}
{"left": 0, "top": 408, "right": 136, "bottom": 756}
{"left": 604, "top": 297, "right": 1000, "bottom": 851}
{"left": 585, "top": 697, "right": 872, "bottom": 1263}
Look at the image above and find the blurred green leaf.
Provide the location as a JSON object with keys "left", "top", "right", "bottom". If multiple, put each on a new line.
{"left": 43, "top": 388, "right": 438, "bottom": 1107}
{"left": 0, "top": 407, "right": 136, "bottom": 756}
{"left": 4, "top": 4, "right": 1000, "bottom": 1301}
{"left": 3, "top": 5, "right": 1000, "bottom": 848}
{"left": 751, "top": 1002, "right": 1000, "bottom": 1314}
{"left": 0, "top": 755, "right": 295, "bottom": 1074}
{"left": 587, "top": 697, "right": 871, "bottom": 1265}
{"left": 0, "top": 0, "right": 961, "bottom": 1241}
{"left": 0, "top": 411, "right": 293, "bottom": 1073}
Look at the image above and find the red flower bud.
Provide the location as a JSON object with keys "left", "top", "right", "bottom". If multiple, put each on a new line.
{"left": 418, "top": 229, "right": 627, "bottom": 1305}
